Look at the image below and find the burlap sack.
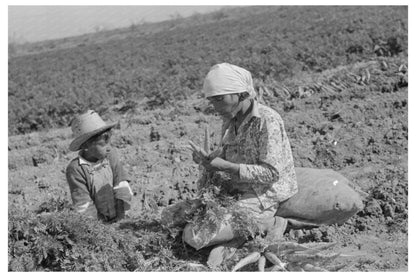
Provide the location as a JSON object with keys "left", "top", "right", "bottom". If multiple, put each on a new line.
{"left": 182, "top": 215, "right": 234, "bottom": 250}
{"left": 275, "top": 167, "right": 364, "bottom": 225}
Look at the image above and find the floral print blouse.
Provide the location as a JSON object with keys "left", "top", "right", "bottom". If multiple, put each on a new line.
{"left": 200, "top": 100, "right": 298, "bottom": 210}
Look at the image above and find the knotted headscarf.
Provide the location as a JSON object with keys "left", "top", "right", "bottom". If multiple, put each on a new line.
{"left": 203, "top": 63, "right": 256, "bottom": 99}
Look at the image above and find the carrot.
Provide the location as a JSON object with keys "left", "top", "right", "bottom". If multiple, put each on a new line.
{"left": 279, "top": 241, "right": 310, "bottom": 251}
{"left": 326, "top": 263, "right": 347, "bottom": 271}
{"left": 290, "top": 242, "right": 338, "bottom": 255}
{"left": 258, "top": 256, "right": 266, "bottom": 272}
{"left": 264, "top": 252, "right": 287, "bottom": 270}
{"left": 189, "top": 140, "right": 208, "bottom": 159}
{"left": 365, "top": 68, "right": 371, "bottom": 82}
{"left": 286, "top": 252, "right": 340, "bottom": 263}
{"left": 294, "top": 242, "right": 337, "bottom": 255}
{"left": 286, "top": 263, "right": 304, "bottom": 271}
{"left": 265, "top": 265, "right": 285, "bottom": 271}
{"left": 279, "top": 242, "right": 337, "bottom": 255}
{"left": 267, "top": 241, "right": 310, "bottom": 254}
{"left": 307, "top": 242, "right": 337, "bottom": 252}
{"left": 231, "top": 252, "right": 261, "bottom": 272}
{"left": 204, "top": 125, "right": 210, "bottom": 153}
{"left": 302, "top": 263, "right": 328, "bottom": 272}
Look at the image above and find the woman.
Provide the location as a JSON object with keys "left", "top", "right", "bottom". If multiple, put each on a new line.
{"left": 185, "top": 63, "right": 298, "bottom": 260}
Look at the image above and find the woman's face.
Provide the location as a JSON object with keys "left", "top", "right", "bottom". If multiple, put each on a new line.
{"left": 207, "top": 93, "right": 240, "bottom": 119}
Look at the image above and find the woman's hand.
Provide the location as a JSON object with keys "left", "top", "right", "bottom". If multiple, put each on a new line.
{"left": 189, "top": 140, "right": 238, "bottom": 173}
{"left": 192, "top": 151, "right": 203, "bottom": 164}
{"left": 189, "top": 140, "right": 209, "bottom": 163}
{"left": 201, "top": 157, "right": 240, "bottom": 174}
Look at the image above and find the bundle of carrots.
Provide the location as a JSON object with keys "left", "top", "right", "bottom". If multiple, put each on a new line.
{"left": 232, "top": 241, "right": 351, "bottom": 272}
{"left": 188, "top": 125, "right": 223, "bottom": 163}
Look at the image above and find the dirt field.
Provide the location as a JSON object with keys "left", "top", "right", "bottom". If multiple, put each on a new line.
{"left": 8, "top": 55, "right": 408, "bottom": 271}
{"left": 8, "top": 6, "right": 408, "bottom": 272}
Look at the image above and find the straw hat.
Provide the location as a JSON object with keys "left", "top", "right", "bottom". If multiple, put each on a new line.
{"left": 69, "top": 110, "right": 117, "bottom": 151}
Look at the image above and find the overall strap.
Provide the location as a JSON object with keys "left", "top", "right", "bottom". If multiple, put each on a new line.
{"left": 109, "top": 156, "right": 116, "bottom": 186}
{"left": 80, "top": 164, "right": 93, "bottom": 192}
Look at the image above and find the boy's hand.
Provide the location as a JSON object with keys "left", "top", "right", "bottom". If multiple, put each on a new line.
{"left": 114, "top": 181, "right": 133, "bottom": 209}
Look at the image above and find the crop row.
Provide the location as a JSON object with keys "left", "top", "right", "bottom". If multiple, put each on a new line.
{"left": 8, "top": 6, "right": 407, "bottom": 135}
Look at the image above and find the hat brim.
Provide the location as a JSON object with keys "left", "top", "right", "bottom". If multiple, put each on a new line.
{"left": 69, "top": 122, "right": 117, "bottom": 151}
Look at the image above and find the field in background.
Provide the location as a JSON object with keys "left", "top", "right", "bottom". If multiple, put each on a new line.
{"left": 8, "top": 6, "right": 408, "bottom": 271}
{"left": 8, "top": 6, "right": 407, "bottom": 135}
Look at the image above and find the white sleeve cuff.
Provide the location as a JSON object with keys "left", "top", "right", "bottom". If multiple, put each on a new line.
{"left": 77, "top": 201, "right": 93, "bottom": 213}
{"left": 238, "top": 164, "right": 249, "bottom": 180}
{"left": 114, "top": 181, "right": 133, "bottom": 196}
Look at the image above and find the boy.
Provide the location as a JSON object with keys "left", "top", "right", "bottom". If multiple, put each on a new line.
{"left": 66, "top": 110, "right": 133, "bottom": 222}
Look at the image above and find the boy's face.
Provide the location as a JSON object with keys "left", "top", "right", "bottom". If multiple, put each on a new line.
{"left": 84, "top": 132, "right": 111, "bottom": 161}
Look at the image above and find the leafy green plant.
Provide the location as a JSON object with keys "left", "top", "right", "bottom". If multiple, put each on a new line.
{"left": 8, "top": 6, "right": 407, "bottom": 135}
{"left": 9, "top": 203, "right": 212, "bottom": 272}
{"left": 9, "top": 208, "right": 146, "bottom": 271}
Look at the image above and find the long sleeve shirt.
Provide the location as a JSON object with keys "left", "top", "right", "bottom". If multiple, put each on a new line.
{"left": 200, "top": 100, "right": 298, "bottom": 210}
{"left": 66, "top": 148, "right": 131, "bottom": 221}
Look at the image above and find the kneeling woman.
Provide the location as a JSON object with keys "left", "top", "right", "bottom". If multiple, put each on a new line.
{"left": 185, "top": 63, "right": 298, "bottom": 250}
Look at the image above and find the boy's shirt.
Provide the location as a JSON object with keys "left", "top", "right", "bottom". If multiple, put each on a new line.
{"left": 66, "top": 148, "right": 132, "bottom": 221}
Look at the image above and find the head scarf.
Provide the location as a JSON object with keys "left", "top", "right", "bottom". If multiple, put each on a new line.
{"left": 203, "top": 63, "right": 256, "bottom": 99}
